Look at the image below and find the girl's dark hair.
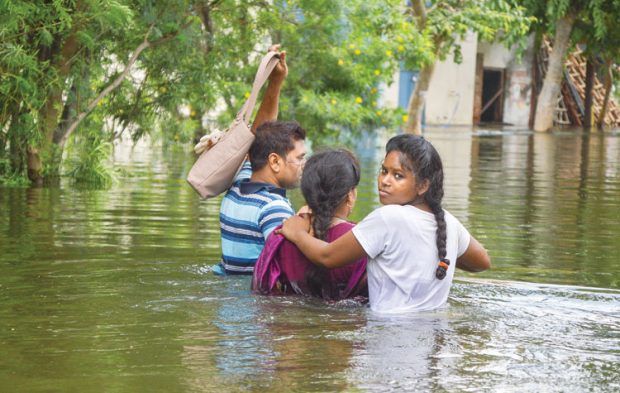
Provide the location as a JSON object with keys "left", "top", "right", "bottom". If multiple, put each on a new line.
{"left": 300, "top": 149, "right": 361, "bottom": 298}
{"left": 385, "top": 134, "right": 449, "bottom": 280}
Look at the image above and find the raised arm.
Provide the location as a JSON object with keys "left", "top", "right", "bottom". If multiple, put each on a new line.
{"left": 277, "top": 215, "right": 368, "bottom": 269}
{"left": 251, "top": 45, "right": 288, "bottom": 133}
{"left": 456, "top": 236, "right": 491, "bottom": 272}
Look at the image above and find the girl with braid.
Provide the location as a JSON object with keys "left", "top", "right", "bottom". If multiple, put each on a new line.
{"left": 252, "top": 149, "right": 368, "bottom": 301}
{"left": 277, "top": 134, "right": 490, "bottom": 313}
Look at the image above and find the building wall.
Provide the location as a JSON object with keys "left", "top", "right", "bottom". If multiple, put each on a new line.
{"left": 478, "top": 36, "right": 535, "bottom": 127}
{"left": 425, "top": 32, "right": 478, "bottom": 125}
{"left": 381, "top": 70, "right": 401, "bottom": 109}
{"left": 384, "top": 34, "right": 536, "bottom": 127}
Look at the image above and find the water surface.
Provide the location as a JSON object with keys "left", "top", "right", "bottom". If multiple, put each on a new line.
{"left": 1, "top": 128, "right": 619, "bottom": 392}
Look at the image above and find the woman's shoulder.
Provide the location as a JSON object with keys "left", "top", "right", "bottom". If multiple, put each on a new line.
{"left": 326, "top": 221, "right": 355, "bottom": 240}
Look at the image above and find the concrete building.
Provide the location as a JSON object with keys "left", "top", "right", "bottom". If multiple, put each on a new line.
{"left": 390, "top": 33, "right": 536, "bottom": 127}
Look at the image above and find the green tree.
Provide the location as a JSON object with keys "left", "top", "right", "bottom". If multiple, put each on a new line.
{"left": 2, "top": 0, "right": 409, "bottom": 186}
{"left": 1, "top": 0, "right": 197, "bottom": 185}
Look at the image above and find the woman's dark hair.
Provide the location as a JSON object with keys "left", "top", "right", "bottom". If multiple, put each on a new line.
{"left": 250, "top": 121, "right": 306, "bottom": 171}
{"left": 300, "top": 149, "right": 361, "bottom": 298}
{"left": 385, "top": 134, "right": 449, "bottom": 280}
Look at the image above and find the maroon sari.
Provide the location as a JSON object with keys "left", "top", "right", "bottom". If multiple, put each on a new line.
{"left": 252, "top": 222, "right": 368, "bottom": 300}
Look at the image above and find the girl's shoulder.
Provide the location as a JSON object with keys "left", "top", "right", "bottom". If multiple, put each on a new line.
{"left": 442, "top": 209, "right": 463, "bottom": 226}
{"left": 375, "top": 204, "right": 434, "bottom": 219}
{"left": 360, "top": 205, "right": 418, "bottom": 227}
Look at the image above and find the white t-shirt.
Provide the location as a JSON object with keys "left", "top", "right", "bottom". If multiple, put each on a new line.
{"left": 352, "top": 205, "right": 470, "bottom": 313}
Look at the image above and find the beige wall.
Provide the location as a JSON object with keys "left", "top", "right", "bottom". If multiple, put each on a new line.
{"left": 425, "top": 32, "right": 478, "bottom": 125}
{"left": 478, "top": 38, "right": 534, "bottom": 127}
{"left": 381, "top": 33, "right": 534, "bottom": 127}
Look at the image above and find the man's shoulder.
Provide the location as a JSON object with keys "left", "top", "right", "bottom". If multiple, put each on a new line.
{"left": 224, "top": 181, "right": 285, "bottom": 206}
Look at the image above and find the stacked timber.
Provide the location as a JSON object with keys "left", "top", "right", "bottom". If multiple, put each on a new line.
{"left": 538, "top": 39, "right": 620, "bottom": 128}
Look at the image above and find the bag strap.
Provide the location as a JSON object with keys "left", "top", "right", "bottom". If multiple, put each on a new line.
{"left": 238, "top": 51, "right": 281, "bottom": 124}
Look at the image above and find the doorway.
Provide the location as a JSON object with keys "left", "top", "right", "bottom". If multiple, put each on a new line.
{"left": 479, "top": 68, "right": 505, "bottom": 123}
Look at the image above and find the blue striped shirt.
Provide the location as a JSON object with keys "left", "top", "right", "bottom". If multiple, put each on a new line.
{"left": 219, "top": 161, "right": 294, "bottom": 274}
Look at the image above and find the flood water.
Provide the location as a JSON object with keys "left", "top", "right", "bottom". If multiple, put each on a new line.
{"left": 1, "top": 127, "right": 619, "bottom": 392}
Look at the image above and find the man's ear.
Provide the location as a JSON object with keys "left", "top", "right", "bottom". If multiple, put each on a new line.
{"left": 268, "top": 152, "right": 281, "bottom": 173}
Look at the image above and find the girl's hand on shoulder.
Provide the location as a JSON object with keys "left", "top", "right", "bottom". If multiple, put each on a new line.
{"left": 276, "top": 213, "right": 311, "bottom": 242}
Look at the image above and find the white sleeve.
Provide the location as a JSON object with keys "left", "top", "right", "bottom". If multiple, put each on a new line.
{"left": 351, "top": 208, "right": 388, "bottom": 259}
{"left": 455, "top": 218, "right": 471, "bottom": 257}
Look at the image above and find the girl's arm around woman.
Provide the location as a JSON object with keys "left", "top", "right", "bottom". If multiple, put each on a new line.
{"left": 277, "top": 214, "right": 366, "bottom": 269}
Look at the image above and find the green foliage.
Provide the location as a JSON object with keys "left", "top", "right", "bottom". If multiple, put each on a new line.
{"left": 65, "top": 130, "right": 116, "bottom": 189}
{"left": 414, "top": 0, "right": 535, "bottom": 64}
{"left": 572, "top": 0, "right": 620, "bottom": 60}
{"left": 0, "top": 0, "right": 539, "bottom": 187}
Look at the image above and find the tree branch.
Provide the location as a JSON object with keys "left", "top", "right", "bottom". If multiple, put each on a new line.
{"left": 411, "top": 0, "right": 428, "bottom": 29}
{"left": 57, "top": 21, "right": 193, "bottom": 146}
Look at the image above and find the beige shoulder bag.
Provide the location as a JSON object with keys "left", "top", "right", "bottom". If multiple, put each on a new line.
{"left": 186, "top": 51, "right": 280, "bottom": 199}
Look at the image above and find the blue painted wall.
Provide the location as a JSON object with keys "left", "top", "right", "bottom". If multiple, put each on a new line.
{"left": 398, "top": 68, "right": 424, "bottom": 125}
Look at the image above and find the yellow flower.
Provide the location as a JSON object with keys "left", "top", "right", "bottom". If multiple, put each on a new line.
{"left": 372, "top": 101, "right": 377, "bottom": 107}
{"left": 371, "top": 87, "right": 377, "bottom": 94}
{"left": 159, "top": 86, "right": 167, "bottom": 93}
{"left": 374, "top": 69, "right": 381, "bottom": 76}
{"left": 397, "top": 36, "right": 404, "bottom": 43}
{"left": 398, "top": 45, "right": 405, "bottom": 52}
{"left": 402, "top": 114, "right": 409, "bottom": 123}
{"left": 338, "top": 59, "right": 345, "bottom": 65}
{"left": 354, "top": 49, "right": 361, "bottom": 56}
{"left": 244, "top": 91, "right": 251, "bottom": 99}
{"left": 349, "top": 43, "right": 355, "bottom": 49}
{"left": 355, "top": 97, "right": 363, "bottom": 104}
{"left": 386, "top": 50, "right": 393, "bottom": 57}
{"left": 191, "top": 110, "right": 197, "bottom": 118}
{"left": 376, "top": 111, "right": 382, "bottom": 116}
{"left": 331, "top": 99, "right": 337, "bottom": 105}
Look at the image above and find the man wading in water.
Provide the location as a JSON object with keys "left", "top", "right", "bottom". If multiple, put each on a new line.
{"left": 213, "top": 46, "right": 308, "bottom": 276}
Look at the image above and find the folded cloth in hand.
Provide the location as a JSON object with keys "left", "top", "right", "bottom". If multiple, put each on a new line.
{"left": 193, "top": 129, "right": 226, "bottom": 155}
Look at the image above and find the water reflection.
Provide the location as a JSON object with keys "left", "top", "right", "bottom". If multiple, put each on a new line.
{"left": 462, "top": 130, "right": 620, "bottom": 288}
{"left": 348, "top": 311, "right": 456, "bottom": 391}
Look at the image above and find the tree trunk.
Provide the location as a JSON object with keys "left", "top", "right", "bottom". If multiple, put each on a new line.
{"left": 404, "top": 0, "right": 431, "bottom": 135}
{"left": 404, "top": 62, "right": 435, "bottom": 135}
{"left": 533, "top": 13, "right": 576, "bottom": 132}
{"left": 597, "top": 59, "right": 613, "bottom": 130}
{"left": 583, "top": 58, "right": 595, "bottom": 130}
{"left": 197, "top": 0, "right": 215, "bottom": 54}
{"left": 30, "top": 32, "right": 81, "bottom": 184}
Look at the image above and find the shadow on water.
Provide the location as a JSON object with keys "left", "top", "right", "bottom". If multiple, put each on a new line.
{"left": 1, "top": 128, "right": 619, "bottom": 391}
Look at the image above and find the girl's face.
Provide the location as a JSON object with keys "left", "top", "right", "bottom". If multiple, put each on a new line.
{"left": 378, "top": 151, "right": 425, "bottom": 205}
